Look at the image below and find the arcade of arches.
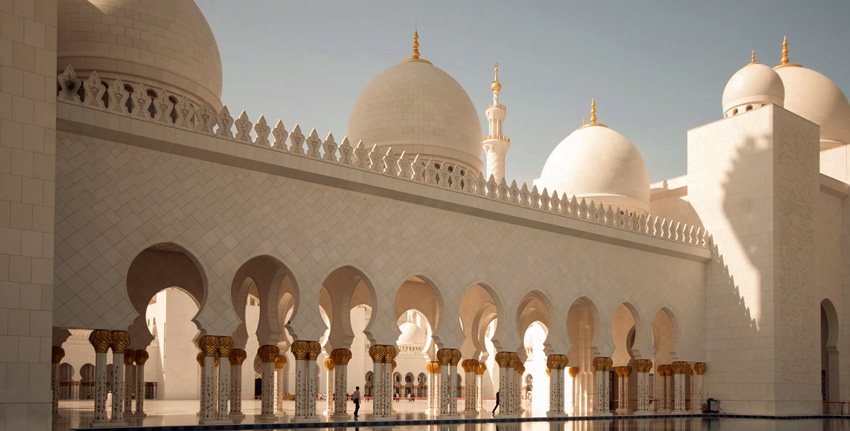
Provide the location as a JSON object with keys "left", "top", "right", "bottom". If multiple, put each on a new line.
{"left": 51, "top": 243, "right": 715, "bottom": 425}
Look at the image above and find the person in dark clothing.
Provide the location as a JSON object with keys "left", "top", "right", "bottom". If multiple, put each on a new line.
{"left": 352, "top": 386, "right": 361, "bottom": 418}
{"left": 492, "top": 390, "right": 500, "bottom": 414}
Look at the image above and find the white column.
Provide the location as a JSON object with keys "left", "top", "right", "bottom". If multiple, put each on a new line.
{"left": 228, "top": 349, "right": 246, "bottom": 419}
{"left": 547, "top": 355, "right": 567, "bottom": 416}
{"left": 476, "top": 368, "right": 484, "bottom": 412}
{"left": 568, "top": 368, "right": 579, "bottom": 415}
{"left": 52, "top": 347, "right": 64, "bottom": 418}
{"left": 123, "top": 351, "right": 135, "bottom": 416}
{"left": 307, "top": 353, "right": 319, "bottom": 419}
{"left": 324, "top": 359, "right": 333, "bottom": 415}
{"left": 109, "top": 331, "right": 130, "bottom": 425}
{"left": 372, "top": 360, "right": 384, "bottom": 416}
{"left": 622, "top": 367, "right": 631, "bottom": 414}
{"left": 275, "top": 361, "right": 285, "bottom": 413}
{"left": 330, "top": 349, "right": 351, "bottom": 419}
{"left": 427, "top": 362, "right": 439, "bottom": 415}
{"left": 257, "top": 345, "right": 279, "bottom": 420}
{"left": 495, "top": 353, "right": 512, "bottom": 416}
{"left": 592, "top": 358, "right": 611, "bottom": 416}
{"left": 672, "top": 362, "right": 687, "bottom": 414}
{"left": 92, "top": 348, "right": 110, "bottom": 426}
{"left": 217, "top": 338, "right": 232, "bottom": 421}
{"left": 200, "top": 356, "right": 216, "bottom": 422}
{"left": 135, "top": 351, "right": 148, "bottom": 417}
{"left": 694, "top": 363, "right": 706, "bottom": 413}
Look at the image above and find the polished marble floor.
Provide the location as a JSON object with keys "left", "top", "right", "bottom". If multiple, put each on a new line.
{"left": 55, "top": 400, "right": 850, "bottom": 431}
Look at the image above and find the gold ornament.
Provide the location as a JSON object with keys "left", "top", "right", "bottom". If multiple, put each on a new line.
{"left": 427, "top": 360, "right": 441, "bottom": 374}
{"left": 401, "top": 28, "right": 432, "bottom": 65}
{"left": 369, "top": 345, "right": 386, "bottom": 363}
{"left": 580, "top": 99, "right": 608, "bottom": 129}
{"left": 259, "top": 344, "right": 281, "bottom": 363}
{"left": 290, "top": 341, "right": 309, "bottom": 360}
{"left": 592, "top": 357, "right": 607, "bottom": 372}
{"left": 123, "top": 349, "right": 135, "bottom": 366}
{"left": 109, "top": 331, "right": 130, "bottom": 354}
{"left": 635, "top": 359, "right": 652, "bottom": 373}
{"left": 568, "top": 367, "right": 579, "bottom": 378}
{"left": 621, "top": 366, "right": 632, "bottom": 377}
{"left": 437, "top": 348, "right": 452, "bottom": 366}
{"left": 491, "top": 62, "right": 501, "bottom": 92}
{"left": 672, "top": 361, "right": 688, "bottom": 375}
{"left": 476, "top": 363, "right": 487, "bottom": 375}
{"left": 331, "top": 348, "right": 352, "bottom": 366}
{"left": 135, "top": 350, "right": 149, "bottom": 366}
{"left": 546, "top": 368, "right": 550, "bottom": 376}
{"left": 392, "top": 360, "right": 397, "bottom": 371}
{"left": 214, "top": 355, "right": 220, "bottom": 368}
{"left": 196, "top": 352, "right": 204, "bottom": 367}
{"left": 694, "top": 362, "right": 706, "bottom": 375}
{"left": 775, "top": 36, "right": 801, "bottom": 69}
{"left": 462, "top": 359, "right": 479, "bottom": 373}
{"left": 199, "top": 335, "right": 218, "bottom": 357}
{"left": 217, "top": 336, "right": 234, "bottom": 358}
{"left": 275, "top": 354, "right": 288, "bottom": 370}
{"left": 494, "top": 352, "right": 512, "bottom": 368}
{"left": 229, "top": 349, "right": 247, "bottom": 366}
{"left": 307, "top": 341, "right": 322, "bottom": 360}
{"left": 383, "top": 345, "right": 397, "bottom": 363}
{"left": 52, "top": 346, "right": 66, "bottom": 364}
{"left": 449, "top": 349, "right": 462, "bottom": 366}
{"left": 323, "top": 357, "right": 335, "bottom": 371}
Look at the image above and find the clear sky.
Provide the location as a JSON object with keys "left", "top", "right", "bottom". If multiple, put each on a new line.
{"left": 196, "top": 0, "right": 850, "bottom": 184}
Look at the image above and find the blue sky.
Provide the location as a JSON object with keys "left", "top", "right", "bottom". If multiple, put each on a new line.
{"left": 196, "top": 0, "right": 850, "bottom": 184}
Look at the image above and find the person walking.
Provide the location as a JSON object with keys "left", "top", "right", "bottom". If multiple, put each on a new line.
{"left": 492, "top": 390, "right": 500, "bottom": 415}
{"left": 352, "top": 386, "right": 361, "bottom": 418}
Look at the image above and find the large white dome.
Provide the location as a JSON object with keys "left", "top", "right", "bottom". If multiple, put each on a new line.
{"left": 347, "top": 59, "right": 484, "bottom": 174}
{"left": 535, "top": 119, "right": 650, "bottom": 215}
{"left": 58, "top": 0, "right": 223, "bottom": 109}
{"left": 775, "top": 65, "right": 850, "bottom": 149}
{"left": 398, "top": 321, "right": 428, "bottom": 347}
{"left": 722, "top": 59, "right": 785, "bottom": 117}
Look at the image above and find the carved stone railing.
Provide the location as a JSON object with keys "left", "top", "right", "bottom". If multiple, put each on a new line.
{"left": 56, "top": 65, "right": 711, "bottom": 249}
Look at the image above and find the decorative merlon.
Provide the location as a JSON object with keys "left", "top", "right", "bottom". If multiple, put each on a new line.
{"left": 56, "top": 65, "right": 711, "bottom": 249}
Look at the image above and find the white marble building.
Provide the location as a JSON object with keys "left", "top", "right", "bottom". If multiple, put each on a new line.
{"left": 2, "top": 0, "right": 850, "bottom": 429}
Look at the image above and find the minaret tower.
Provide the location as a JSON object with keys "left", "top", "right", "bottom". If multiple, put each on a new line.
{"left": 483, "top": 62, "right": 510, "bottom": 182}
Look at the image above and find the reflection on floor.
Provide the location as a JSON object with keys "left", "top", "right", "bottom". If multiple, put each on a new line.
{"left": 54, "top": 400, "right": 850, "bottom": 431}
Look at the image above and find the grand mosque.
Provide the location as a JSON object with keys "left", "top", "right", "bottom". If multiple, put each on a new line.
{"left": 3, "top": 0, "right": 850, "bottom": 429}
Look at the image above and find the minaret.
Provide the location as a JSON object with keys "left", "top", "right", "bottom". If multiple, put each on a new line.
{"left": 483, "top": 62, "right": 510, "bottom": 182}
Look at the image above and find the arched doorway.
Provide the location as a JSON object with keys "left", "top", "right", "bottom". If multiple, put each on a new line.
{"left": 821, "top": 299, "right": 839, "bottom": 413}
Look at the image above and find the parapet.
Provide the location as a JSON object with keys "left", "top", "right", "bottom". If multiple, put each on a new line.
{"left": 56, "top": 65, "right": 710, "bottom": 251}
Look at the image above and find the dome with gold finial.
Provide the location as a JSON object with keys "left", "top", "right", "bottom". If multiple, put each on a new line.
{"left": 535, "top": 99, "right": 650, "bottom": 215}
{"left": 772, "top": 36, "right": 850, "bottom": 149}
{"left": 347, "top": 29, "right": 484, "bottom": 174}
{"left": 721, "top": 50, "right": 785, "bottom": 118}
{"left": 491, "top": 62, "right": 502, "bottom": 92}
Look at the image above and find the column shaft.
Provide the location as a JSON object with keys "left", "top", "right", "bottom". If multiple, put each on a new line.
{"left": 262, "top": 362, "right": 276, "bottom": 416}
{"left": 201, "top": 356, "right": 216, "bottom": 420}
{"left": 217, "top": 361, "right": 229, "bottom": 419}
{"left": 135, "top": 362, "right": 146, "bottom": 416}
{"left": 230, "top": 364, "right": 242, "bottom": 417}
{"left": 111, "top": 352, "right": 125, "bottom": 423}
{"left": 333, "top": 364, "right": 347, "bottom": 416}
{"left": 52, "top": 362, "right": 60, "bottom": 417}
{"left": 93, "top": 352, "right": 109, "bottom": 424}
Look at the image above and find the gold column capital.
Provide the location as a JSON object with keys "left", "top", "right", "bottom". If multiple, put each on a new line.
{"left": 217, "top": 336, "right": 234, "bottom": 358}
{"left": 634, "top": 359, "right": 653, "bottom": 373}
{"left": 672, "top": 361, "right": 688, "bottom": 375}
{"left": 426, "top": 360, "right": 441, "bottom": 374}
{"left": 461, "top": 359, "right": 479, "bottom": 373}
{"left": 695, "top": 362, "right": 707, "bottom": 375}
{"left": 196, "top": 352, "right": 204, "bottom": 367}
{"left": 198, "top": 335, "right": 218, "bottom": 357}
{"left": 109, "top": 331, "right": 130, "bottom": 354}
{"left": 476, "top": 362, "right": 487, "bottom": 375}
{"left": 291, "top": 340, "right": 309, "bottom": 360}
{"left": 52, "top": 346, "right": 66, "bottom": 364}
{"left": 621, "top": 366, "right": 632, "bottom": 377}
{"left": 369, "top": 345, "right": 386, "bottom": 363}
{"left": 276, "top": 354, "right": 288, "bottom": 370}
{"left": 494, "top": 352, "right": 513, "bottom": 368}
{"left": 307, "top": 341, "right": 322, "bottom": 360}
{"left": 331, "top": 348, "right": 352, "bottom": 365}
{"left": 436, "top": 348, "right": 452, "bottom": 366}
{"left": 592, "top": 357, "right": 608, "bottom": 372}
{"left": 123, "top": 349, "right": 136, "bottom": 366}
{"left": 89, "top": 330, "right": 112, "bottom": 353}
{"left": 568, "top": 367, "right": 580, "bottom": 378}
{"left": 259, "top": 344, "right": 281, "bottom": 363}
{"left": 134, "top": 350, "right": 149, "bottom": 366}
{"left": 383, "top": 345, "right": 397, "bottom": 363}
{"left": 229, "top": 348, "right": 247, "bottom": 366}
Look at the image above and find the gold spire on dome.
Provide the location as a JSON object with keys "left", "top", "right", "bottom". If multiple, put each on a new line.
{"left": 583, "top": 116, "right": 586, "bottom": 126}
{"left": 751, "top": 50, "right": 757, "bottom": 64}
{"left": 579, "top": 98, "right": 607, "bottom": 129}
{"left": 774, "top": 36, "right": 801, "bottom": 69}
{"left": 401, "top": 27, "right": 432, "bottom": 65}
{"left": 491, "top": 62, "right": 501, "bottom": 92}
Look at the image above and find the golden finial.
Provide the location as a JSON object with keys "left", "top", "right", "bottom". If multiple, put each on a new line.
{"left": 401, "top": 27, "right": 432, "bottom": 65}
{"left": 582, "top": 116, "right": 586, "bottom": 126}
{"left": 579, "top": 98, "right": 607, "bottom": 129}
{"left": 491, "top": 62, "right": 501, "bottom": 92}
{"left": 774, "top": 36, "right": 801, "bottom": 69}
{"left": 751, "top": 50, "right": 756, "bottom": 64}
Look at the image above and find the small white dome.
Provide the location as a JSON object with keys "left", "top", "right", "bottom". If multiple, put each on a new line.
{"left": 58, "top": 0, "right": 223, "bottom": 109}
{"left": 775, "top": 66, "right": 850, "bottom": 149}
{"left": 347, "top": 60, "right": 484, "bottom": 174}
{"left": 535, "top": 124, "right": 650, "bottom": 215}
{"left": 722, "top": 62, "right": 785, "bottom": 117}
{"left": 398, "top": 321, "right": 428, "bottom": 346}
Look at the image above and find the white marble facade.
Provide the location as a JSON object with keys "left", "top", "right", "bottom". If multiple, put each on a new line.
{"left": 3, "top": 0, "right": 850, "bottom": 428}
